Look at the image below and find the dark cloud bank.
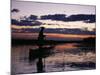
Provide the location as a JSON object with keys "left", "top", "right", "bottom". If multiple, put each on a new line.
{"left": 40, "top": 14, "right": 95, "bottom": 23}
{"left": 11, "top": 14, "right": 95, "bottom": 26}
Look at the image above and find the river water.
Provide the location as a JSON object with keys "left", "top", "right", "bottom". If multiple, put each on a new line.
{"left": 11, "top": 43, "right": 96, "bottom": 74}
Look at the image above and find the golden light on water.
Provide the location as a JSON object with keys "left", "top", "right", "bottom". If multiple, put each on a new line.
{"left": 55, "top": 43, "right": 78, "bottom": 50}
{"left": 46, "top": 33, "right": 95, "bottom": 39}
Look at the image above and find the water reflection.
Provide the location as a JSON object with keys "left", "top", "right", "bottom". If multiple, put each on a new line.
{"left": 29, "top": 46, "right": 55, "bottom": 61}
{"left": 29, "top": 45, "right": 55, "bottom": 73}
{"left": 11, "top": 42, "right": 96, "bottom": 74}
{"left": 12, "top": 28, "right": 95, "bottom": 74}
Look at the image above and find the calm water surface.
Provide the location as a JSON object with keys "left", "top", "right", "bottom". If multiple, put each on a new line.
{"left": 11, "top": 43, "right": 95, "bottom": 74}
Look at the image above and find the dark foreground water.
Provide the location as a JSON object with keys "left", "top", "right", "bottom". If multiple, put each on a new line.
{"left": 11, "top": 43, "right": 96, "bottom": 75}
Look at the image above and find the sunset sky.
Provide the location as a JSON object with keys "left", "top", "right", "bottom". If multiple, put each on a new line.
{"left": 11, "top": 0, "right": 96, "bottom": 32}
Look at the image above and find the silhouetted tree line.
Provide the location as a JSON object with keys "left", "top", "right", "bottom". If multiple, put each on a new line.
{"left": 83, "top": 37, "right": 95, "bottom": 44}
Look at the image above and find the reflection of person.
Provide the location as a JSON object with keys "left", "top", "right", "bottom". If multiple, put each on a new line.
{"left": 38, "top": 27, "right": 45, "bottom": 46}
{"left": 36, "top": 58, "right": 44, "bottom": 73}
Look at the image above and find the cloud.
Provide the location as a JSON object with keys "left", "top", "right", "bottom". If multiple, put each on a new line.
{"left": 11, "top": 14, "right": 95, "bottom": 27}
{"left": 66, "top": 14, "right": 95, "bottom": 23}
{"left": 41, "top": 14, "right": 66, "bottom": 21}
{"left": 11, "top": 8, "right": 19, "bottom": 13}
{"left": 11, "top": 19, "right": 42, "bottom": 26}
{"left": 28, "top": 15, "right": 38, "bottom": 20}
{"left": 40, "top": 14, "right": 95, "bottom": 23}
{"left": 11, "top": 14, "right": 41, "bottom": 26}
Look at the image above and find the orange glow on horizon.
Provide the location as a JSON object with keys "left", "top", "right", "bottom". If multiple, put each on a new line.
{"left": 45, "top": 33, "right": 95, "bottom": 39}
{"left": 12, "top": 32, "right": 95, "bottom": 40}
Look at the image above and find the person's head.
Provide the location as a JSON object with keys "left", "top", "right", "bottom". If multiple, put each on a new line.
{"left": 40, "top": 27, "right": 45, "bottom": 30}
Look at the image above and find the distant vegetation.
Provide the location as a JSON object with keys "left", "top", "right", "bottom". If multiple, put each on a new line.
{"left": 12, "top": 37, "right": 95, "bottom": 46}
{"left": 82, "top": 37, "right": 95, "bottom": 47}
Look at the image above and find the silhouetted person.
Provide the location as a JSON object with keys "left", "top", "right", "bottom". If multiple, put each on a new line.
{"left": 38, "top": 27, "right": 45, "bottom": 46}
